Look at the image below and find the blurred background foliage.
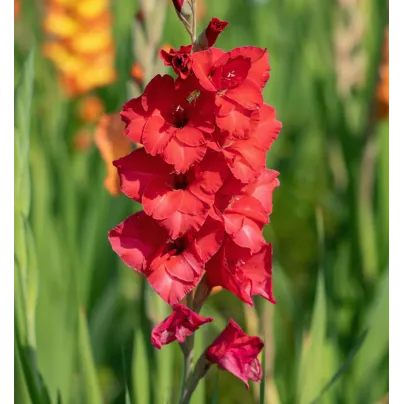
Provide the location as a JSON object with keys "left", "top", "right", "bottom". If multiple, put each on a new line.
{"left": 14, "top": 0, "right": 389, "bottom": 403}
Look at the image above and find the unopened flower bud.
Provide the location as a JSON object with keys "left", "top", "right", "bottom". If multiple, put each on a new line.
{"left": 172, "top": 0, "right": 193, "bottom": 18}
{"left": 194, "top": 17, "right": 228, "bottom": 51}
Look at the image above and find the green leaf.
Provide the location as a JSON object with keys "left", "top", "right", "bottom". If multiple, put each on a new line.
{"left": 15, "top": 318, "right": 52, "bottom": 404}
{"left": 297, "top": 209, "right": 328, "bottom": 404}
{"left": 211, "top": 371, "right": 219, "bottom": 404}
{"left": 310, "top": 331, "right": 367, "bottom": 404}
{"left": 297, "top": 271, "right": 327, "bottom": 404}
{"left": 78, "top": 308, "right": 103, "bottom": 404}
{"left": 14, "top": 48, "right": 35, "bottom": 217}
{"left": 352, "top": 269, "right": 389, "bottom": 401}
{"left": 125, "top": 385, "right": 132, "bottom": 404}
{"left": 132, "top": 329, "right": 150, "bottom": 404}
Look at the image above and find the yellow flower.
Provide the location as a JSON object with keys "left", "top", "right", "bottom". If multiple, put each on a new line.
{"left": 43, "top": 0, "right": 116, "bottom": 97}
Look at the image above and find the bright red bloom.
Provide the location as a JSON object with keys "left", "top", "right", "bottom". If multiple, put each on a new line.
{"left": 114, "top": 148, "right": 228, "bottom": 239}
{"left": 206, "top": 319, "right": 264, "bottom": 388}
{"left": 206, "top": 237, "right": 275, "bottom": 306}
{"left": 212, "top": 169, "right": 279, "bottom": 252}
{"left": 121, "top": 74, "right": 215, "bottom": 173}
{"left": 108, "top": 212, "right": 224, "bottom": 304}
{"left": 160, "top": 45, "right": 193, "bottom": 79}
{"left": 192, "top": 46, "right": 269, "bottom": 113}
{"left": 151, "top": 304, "right": 213, "bottom": 349}
{"left": 195, "top": 17, "right": 229, "bottom": 50}
{"left": 210, "top": 104, "right": 281, "bottom": 182}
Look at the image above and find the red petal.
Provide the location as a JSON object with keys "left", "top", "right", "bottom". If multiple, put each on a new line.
{"left": 108, "top": 212, "right": 167, "bottom": 272}
{"left": 143, "top": 184, "right": 183, "bottom": 220}
{"left": 225, "top": 195, "right": 268, "bottom": 225}
{"left": 242, "top": 169, "right": 280, "bottom": 214}
{"left": 142, "top": 74, "right": 175, "bottom": 113}
{"left": 147, "top": 262, "right": 197, "bottom": 305}
{"left": 229, "top": 217, "right": 266, "bottom": 253}
{"left": 159, "top": 210, "right": 209, "bottom": 239}
{"left": 241, "top": 244, "right": 275, "bottom": 303}
{"left": 113, "top": 148, "right": 171, "bottom": 201}
{"left": 216, "top": 105, "right": 259, "bottom": 139}
{"left": 192, "top": 215, "right": 225, "bottom": 262}
{"left": 121, "top": 97, "right": 147, "bottom": 143}
{"left": 142, "top": 115, "right": 175, "bottom": 156}
{"left": 188, "top": 151, "right": 229, "bottom": 200}
{"left": 216, "top": 96, "right": 235, "bottom": 116}
{"left": 224, "top": 78, "right": 263, "bottom": 110}
{"left": 151, "top": 304, "right": 213, "bottom": 349}
{"left": 176, "top": 125, "right": 210, "bottom": 146}
{"left": 192, "top": 48, "right": 226, "bottom": 91}
{"left": 165, "top": 253, "right": 203, "bottom": 284}
{"left": 228, "top": 47, "right": 270, "bottom": 89}
{"left": 254, "top": 104, "right": 282, "bottom": 150}
{"left": 163, "top": 138, "right": 208, "bottom": 173}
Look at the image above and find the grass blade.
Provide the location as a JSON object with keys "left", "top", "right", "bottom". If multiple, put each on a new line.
{"left": 297, "top": 208, "right": 327, "bottom": 404}
{"left": 78, "top": 308, "right": 103, "bottom": 404}
{"left": 132, "top": 329, "right": 150, "bottom": 404}
{"left": 352, "top": 269, "right": 389, "bottom": 401}
{"left": 211, "top": 371, "right": 219, "bottom": 404}
{"left": 310, "top": 331, "right": 367, "bottom": 403}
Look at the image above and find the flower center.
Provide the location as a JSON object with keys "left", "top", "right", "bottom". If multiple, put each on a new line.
{"left": 173, "top": 55, "right": 185, "bottom": 68}
{"left": 172, "top": 105, "right": 188, "bottom": 128}
{"left": 174, "top": 173, "right": 188, "bottom": 190}
{"left": 165, "top": 238, "right": 186, "bottom": 256}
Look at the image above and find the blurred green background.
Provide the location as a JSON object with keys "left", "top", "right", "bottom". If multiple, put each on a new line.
{"left": 14, "top": 0, "right": 389, "bottom": 403}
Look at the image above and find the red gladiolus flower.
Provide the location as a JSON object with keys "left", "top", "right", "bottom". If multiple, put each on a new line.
{"left": 210, "top": 104, "right": 281, "bottom": 182}
{"left": 160, "top": 45, "right": 193, "bottom": 79}
{"left": 206, "top": 237, "right": 275, "bottom": 306}
{"left": 192, "top": 46, "right": 270, "bottom": 113}
{"left": 195, "top": 17, "right": 229, "bottom": 51}
{"left": 121, "top": 74, "right": 215, "bottom": 173}
{"left": 212, "top": 169, "right": 279, "bottom": 251}
{"left": 151, "top": 304, "right": 213, "bottom": 349}
{"left": 114, "top": 148, "right": 228, "bottom": 239}
{"left": 206, "top": 319, "right": 264, "bottom": 388}
{"left": 108, "top": 212, "right": 224, "bottom": 304}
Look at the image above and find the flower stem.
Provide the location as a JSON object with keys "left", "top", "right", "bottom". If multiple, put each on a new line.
{"left": 180, "top": 343, "right": 194, "bottom": 401}
{"left": 191, "top": 0, "right": 197, "bottom": 44}
{"left": 180, "top": 353, "right": 212, "bottom": 404}
{"left": 179, "top": 292, "right": 196, "bottom": 402}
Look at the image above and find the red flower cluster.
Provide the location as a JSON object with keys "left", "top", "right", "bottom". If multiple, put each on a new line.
{"left": 109, "top": 16, "right": 281, "bottom": 388}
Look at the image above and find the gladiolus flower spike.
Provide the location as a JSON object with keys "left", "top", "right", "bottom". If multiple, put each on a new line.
{"left": 108, "top": 3, "right": 282, "bottom": 400}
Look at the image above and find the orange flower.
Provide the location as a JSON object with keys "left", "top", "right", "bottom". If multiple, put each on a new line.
{"left": 14, "top": 0, "right": 20, "bottom": 20}
{"left": 78, "top": 95, "right": 104, "bottom": 123}
{"left": 160, "top": 43, "right": 173, "bottom": 53}
{"left": 95, "top": 113, "right": 132, "bottom": 196}
{"left": 377, "top": 27, "right": 389, "bottom": 120}
{"left": 73, "top": 129, "right": 93, "bottom": 151}
{"left": 43, "top": 0, "right": 116, "bottom": 97}
{"left": 131, "top": 63, "right": 143, "bottom": 85}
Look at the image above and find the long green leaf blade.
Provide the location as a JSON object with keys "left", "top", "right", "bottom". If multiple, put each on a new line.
{"left": 78, "top": 308, "right": 103, "bottom": 404}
